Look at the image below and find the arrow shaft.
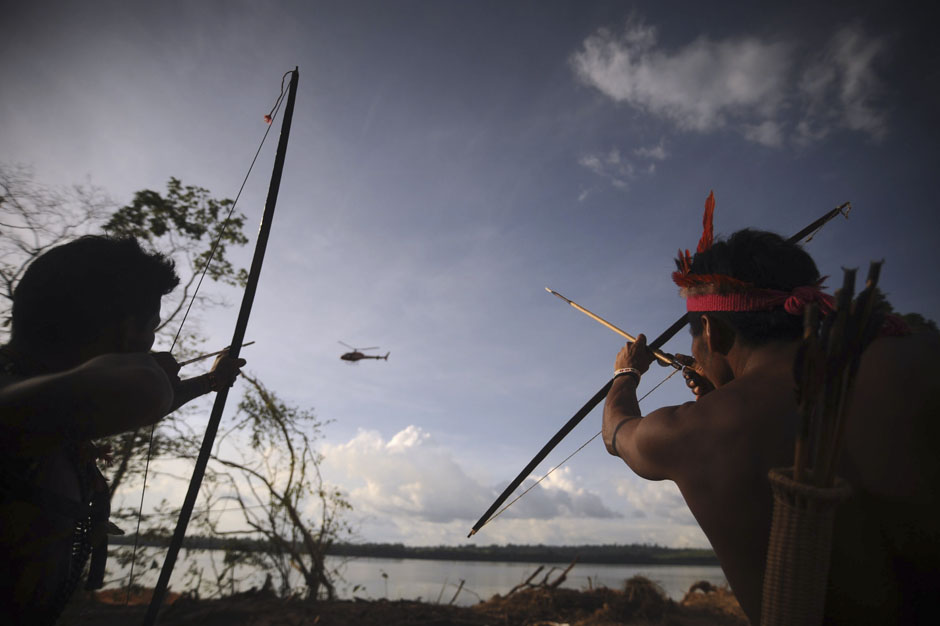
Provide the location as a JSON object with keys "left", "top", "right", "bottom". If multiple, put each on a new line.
{"left": 177, "top": 341, "right": 255, "bottom": 367}
{"left": 546, "top": 288, "right": 680, "bottom": 369}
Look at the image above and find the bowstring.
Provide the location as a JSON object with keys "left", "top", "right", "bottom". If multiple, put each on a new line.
{"left": 124, "top": 71, "right": 292, "bottom": 603}
{"left": 479, "top": 366, "right": 682, "bottom": 530}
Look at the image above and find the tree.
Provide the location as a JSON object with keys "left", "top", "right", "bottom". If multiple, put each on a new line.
{"left": 103, "top": 175, "right": 250, "bottom": 335}
{"left": 1, "top": 165, "right": 253, "bottom": 497}
{"left": 184, "top": 375, "right": 353, "bottom": 600}
{"left": 0, "top": 164, "right": 112, "bottom": 335}
{"left": 99, "top": 176, "right": 250, "bottom": 497}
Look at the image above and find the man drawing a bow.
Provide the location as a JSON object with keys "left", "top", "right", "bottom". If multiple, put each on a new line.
{"left": 603, "top": 194, "right": 940, "bottom": 625}
{"left": 0, "top": 235, "right": 244, "bottom": 625}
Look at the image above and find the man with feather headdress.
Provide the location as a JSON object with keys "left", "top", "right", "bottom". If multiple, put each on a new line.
{"left": 603, "top": 193, "right": 940, "bottom": 624}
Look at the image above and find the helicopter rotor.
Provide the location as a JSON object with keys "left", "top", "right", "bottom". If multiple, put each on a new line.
{"left": 339, "top": 341, "right": 380, "bottom": 351}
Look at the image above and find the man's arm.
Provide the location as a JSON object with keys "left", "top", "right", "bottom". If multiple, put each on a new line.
{"left": 603, "top": 375, "right": 699, "bottom": 480}
{"left": 602, "top": 334, "right": 703, "bottom": 481}
{"left": 0, "top": 352, "right": 174, "bottom": 441}
{"left": 159, "top": 349, "right": 246, "bottom": 413}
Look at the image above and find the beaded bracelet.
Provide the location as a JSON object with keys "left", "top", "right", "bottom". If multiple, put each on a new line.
{"left": 613, "top": 367, "right": 641, "bottom": 385}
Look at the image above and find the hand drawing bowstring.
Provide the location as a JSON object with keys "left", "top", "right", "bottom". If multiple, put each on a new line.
{"left": 125, "top": 71, "right": 292, "bottom": 601}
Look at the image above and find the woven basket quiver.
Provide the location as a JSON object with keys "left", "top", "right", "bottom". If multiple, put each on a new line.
{"left": 761, "top": 467, "right": 852, "bottom": 626}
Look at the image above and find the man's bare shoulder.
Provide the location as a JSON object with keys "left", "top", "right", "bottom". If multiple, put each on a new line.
{"left": 658, "top": 370, "right": 798, "bottom": 477}
{"left": 639, "top": 393, "right": 743, "bottom": 479}
{"left": 642, "top": 378, "right": 768, "bottom": 444}
{"left": 673, "top": 373, "right": 788, "bottom": 428}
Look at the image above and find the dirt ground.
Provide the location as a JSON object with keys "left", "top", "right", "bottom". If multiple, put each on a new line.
{"left": 58, "top": 577, "right": 749, "bottom": 626}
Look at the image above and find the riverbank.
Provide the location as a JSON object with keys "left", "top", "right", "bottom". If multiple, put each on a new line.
{"left": 60, "top": 576, "right": 748, "bottom": 625}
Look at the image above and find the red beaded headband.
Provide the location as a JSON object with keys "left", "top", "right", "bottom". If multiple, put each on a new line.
{"left": 673, "top": 192, "right": 832, "bottom": 315}
{"left": 685, "top": 287, "right": 835, "bottom": 315}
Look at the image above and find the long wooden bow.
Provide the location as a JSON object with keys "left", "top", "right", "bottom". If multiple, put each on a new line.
{"left": 142, "top": 67, "right": 299, "bottom": 625}
{"left": 468, "top": 201, "right": 851, "bottom": 537}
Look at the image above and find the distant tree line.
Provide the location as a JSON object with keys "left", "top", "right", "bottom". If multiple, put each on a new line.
{"left": 112, "top": 535, "right": 719, "bottom": 566}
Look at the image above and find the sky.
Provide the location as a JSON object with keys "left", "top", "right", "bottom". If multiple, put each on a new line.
{"left": 1, "top": 0, "right": 938, "bottom": 549}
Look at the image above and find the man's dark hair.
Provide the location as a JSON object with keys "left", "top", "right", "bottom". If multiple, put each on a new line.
{"left": 686, "top": 229, "right": 821, "bottom": 346}
{"left": 11, "top": 236, "right": 179, "bottom": 350}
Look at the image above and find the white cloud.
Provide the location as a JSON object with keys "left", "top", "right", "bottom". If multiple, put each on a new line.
{"left": 572, "top": 19, "right": 889, "bottom": 147}
{"left": 579, "top": 139, "right": 668, "bottom": 188}
{"left": 634, "top": 139, "right": 668, "bottom": 161}
{"left": 322, "top": 427, "right": 621, "bottom": 526}
{"left": 572, "top": 20, "right": 791, "bottom": 133}
{"left": 743, "top": 120, "right": 784, "bottom": 147}
{"left": 322, "top": 426, "right": 489, "bottom": 524}
{"left": 615, "top": 477, "right": 697, "bottom": 526}
{"left": 796, "top": 23, "right": 888, "bottom": 143}
{"left": 577, "top": 151, "right": 634, "bottom": 189}
{"left": 506, "top": 467, "right": 622, "bottom": 520}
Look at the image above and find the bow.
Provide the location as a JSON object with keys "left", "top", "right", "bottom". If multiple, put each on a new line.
{"left": 142, "top": 67, "right": 299, "bottom": 625}
{"left": 468, "top": 201, "right": 851, "bottom": 537}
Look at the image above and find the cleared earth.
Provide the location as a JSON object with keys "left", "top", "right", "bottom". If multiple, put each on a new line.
{"left": 59, "top": 576, "right": 749, "bottom": 625}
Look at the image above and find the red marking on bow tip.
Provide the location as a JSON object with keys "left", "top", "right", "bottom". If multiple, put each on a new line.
{"left": 263, "top": 114, "right": 273, "bottom": 124}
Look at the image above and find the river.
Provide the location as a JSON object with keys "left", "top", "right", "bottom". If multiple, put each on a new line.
{"left": 107, "top": 551, "right": 727, "bottom": 606}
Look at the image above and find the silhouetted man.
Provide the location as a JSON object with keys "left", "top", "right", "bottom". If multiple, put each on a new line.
{"left": 0, "top": 236, "right": 244, "bottom": 625}
{"left": 603, "top": 225, "right": 940, "bottom": 624}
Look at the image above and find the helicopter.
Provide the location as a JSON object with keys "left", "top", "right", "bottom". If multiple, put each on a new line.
{"left": 339, "top": 341, "right": 390, "bottom": 362}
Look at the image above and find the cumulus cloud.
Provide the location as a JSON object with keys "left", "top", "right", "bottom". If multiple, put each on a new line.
{"left": 615, "top": 477, "right": 697, "bottom": 526}
{"left": 743, "top": 120, "right": 784, "bottom": 147}
{"left": 578, "top": 142, "right": 666, "bottom": 190}
{"left": 322, "top": 426, "right": 490, "bottom": 524}
{"left": 796, "top": 23, "right": 888, "bottom": 143}
{"left": 578, "top": 148, "right": 634, "bottom": 188}
{"left": 571, "top": 19, "right": 889, "bottom": 147}
{"left": 572, "top": 20, "right": 791, "bottom": 132}
{"left": 321, "top": 426, "right": 620, "bottom": 526}
{"left": 634, "top": 139, "right": 668, "bottom": 161}
{"left": 501, "top": 467, "right": 622, "bottom": 520}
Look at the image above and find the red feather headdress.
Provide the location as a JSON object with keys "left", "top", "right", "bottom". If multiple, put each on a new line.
{"left": 671, "top": 191, "right": 836, "bottom": 316}
{"left": 672, "top": 191, "right": 751, "bottom": 293}
{"left": 669, "top": 193, "right": 910, "bottom": 330}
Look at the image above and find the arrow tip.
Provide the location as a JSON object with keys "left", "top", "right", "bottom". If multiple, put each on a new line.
{"left": 545, "top": 287, "right": 571, "bottom": 304}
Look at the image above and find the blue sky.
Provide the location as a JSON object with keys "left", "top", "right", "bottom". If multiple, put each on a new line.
{"left": 1, "top": 0, "right": 937, "bottom": 548}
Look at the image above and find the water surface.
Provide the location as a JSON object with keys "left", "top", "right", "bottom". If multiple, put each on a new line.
{"left": 108, "top": 550, "right": 727, "bottom": 606}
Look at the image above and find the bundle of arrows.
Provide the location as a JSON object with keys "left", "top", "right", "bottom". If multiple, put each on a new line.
{"left": 792, "top": 261, "right": 887, "bottom": 487}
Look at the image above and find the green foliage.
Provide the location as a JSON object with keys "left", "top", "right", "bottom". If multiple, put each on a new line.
{"left": 104, "top": 177, "right": 249, "bottom": 288}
